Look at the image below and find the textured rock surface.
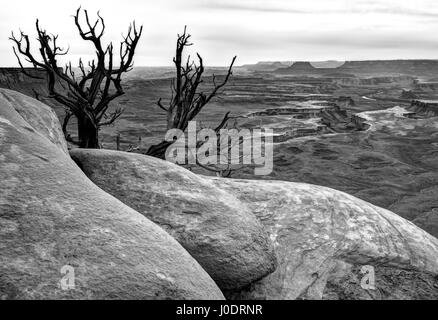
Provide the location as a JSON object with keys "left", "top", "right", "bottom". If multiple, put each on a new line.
{"left": 69, "top": 149, "right": 277, "bottom": 290}
{"left": 0, "top": 89, "right": 224, "bottom": 300}
{"left": 210, "top": 178, "right": 438, "bottom": 299}
{"left": 323, "top": 264, "right": 438, "bottom": 300}
{"left": 0, "top": 88, "right": 68, "bottom": 154}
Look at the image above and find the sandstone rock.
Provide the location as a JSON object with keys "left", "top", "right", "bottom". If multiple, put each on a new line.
{"left": 69, "top": 149, "right": 277, "bottom": 290}
{"left": 0, "top": 88, "right": 68, "bottom": 154}
{"left": 0, "top": 89, "right": 224, "bottom": 300}
{"left": 209, "top": 178, "right": 438, "bottom": 299}
{"left": 323, "top": 264, "right": 438, "bottom": 300}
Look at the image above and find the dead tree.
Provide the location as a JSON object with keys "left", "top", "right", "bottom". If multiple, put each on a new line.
{"left": 10, "top": 7, "right": 143, "bottom": 148}
{"left": 146, "top": 27, "right": 236, "bottom": 159}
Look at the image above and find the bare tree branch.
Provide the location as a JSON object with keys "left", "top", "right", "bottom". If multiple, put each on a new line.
{"left": 147, "top": 27, "right": 236, "bottom": 159}
{"left": 10, "top": 7, "right": 143, "bottom": 148}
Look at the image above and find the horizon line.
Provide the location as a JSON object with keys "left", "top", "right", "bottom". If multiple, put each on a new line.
{"left": 2, "top": 57, "right": 438, "bottom": 69}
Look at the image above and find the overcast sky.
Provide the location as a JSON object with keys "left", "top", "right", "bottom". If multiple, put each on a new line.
{"left": 1, "top": 0, "right": 438, "bottom": 67}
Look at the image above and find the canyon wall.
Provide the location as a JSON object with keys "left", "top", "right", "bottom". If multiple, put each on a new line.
{"left": 409, "top": 100, "right": 438, "bottom": 117}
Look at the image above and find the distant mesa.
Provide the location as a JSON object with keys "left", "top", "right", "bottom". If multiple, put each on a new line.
{"left": 274, "top": 61, "right": 342, "bottom": 75}
{"left": 339, "top": 60, "right": 438, "bottom": 74}
{"left": 241, "top": 60, "right": 344, "bottom": 72}
{"left": 286, "top": 61, "right": 345, "bottom": 70}
{"left": 310, "top": 60, "right": 345, "bottom": 68}
{"left": 273, "top": 59, "right": 438, "bottom": 77}
{"left": 240, "top": 61, "right": 292, "bottom": 71}
{"left": 284, "top": 61, "right": 315, "bottom": 72}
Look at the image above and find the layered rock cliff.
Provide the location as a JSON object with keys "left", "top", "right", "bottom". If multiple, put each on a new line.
{"left": 408, "top": 100, "right": 438, "bottom": 117}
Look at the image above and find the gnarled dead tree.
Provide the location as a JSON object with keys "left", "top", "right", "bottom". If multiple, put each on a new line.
{"left": 10, "top": 7, "right": 143, "bottom": 148}
{"left": 146, "top": 27, "right": 236, "bottom": 159}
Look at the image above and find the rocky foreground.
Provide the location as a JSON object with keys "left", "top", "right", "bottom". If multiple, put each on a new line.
{"left": 1, "top": 88, "right": 438, "bottom": 299}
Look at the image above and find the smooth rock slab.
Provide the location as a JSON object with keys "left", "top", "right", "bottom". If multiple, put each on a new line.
{"left": 210, "top": 178, "right": 438, "bottom": 299}
{"left": 0, "top": 88, "right": 68, "bottom": 154}
{"left": 0, "top": 89, "right": 224, "bottom": 299}
{"left": 70, "top": 149, "right": 277, "bottom": 290}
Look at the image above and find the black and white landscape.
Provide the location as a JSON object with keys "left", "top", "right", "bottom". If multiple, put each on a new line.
{"left": 1, "top": 0, "right": 438, "bottom": 301}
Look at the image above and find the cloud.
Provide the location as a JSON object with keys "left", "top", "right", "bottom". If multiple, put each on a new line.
{"left": 1, "top": 0, "right": 438, "bottom": 66}
{"left": 196, "top": 0, "right": 438, "bottom": 18}
{"left": 196, "top": 1, "right": 306, "bottom": 14}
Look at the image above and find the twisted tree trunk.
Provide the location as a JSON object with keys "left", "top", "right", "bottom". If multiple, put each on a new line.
{"left": 146, "top": 141, "right": 172, "bottom": 159}
{"left": 77, "top": 114, "right": 99, "bottom": 148}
